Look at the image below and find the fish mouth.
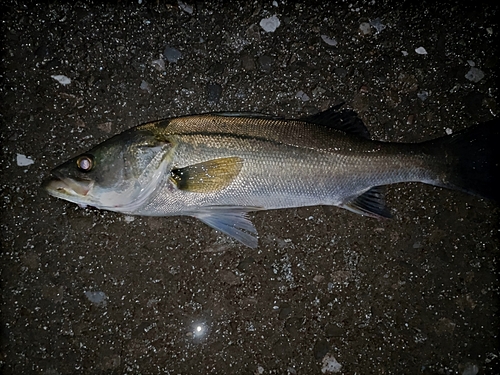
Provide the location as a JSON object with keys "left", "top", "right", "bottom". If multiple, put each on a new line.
{"left": 42, "top": 174, "right": 94, "bottom": 199}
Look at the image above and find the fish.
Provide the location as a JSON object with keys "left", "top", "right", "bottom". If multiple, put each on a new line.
{"left": 42, "top": 104, "right": 499, "bottom": 248}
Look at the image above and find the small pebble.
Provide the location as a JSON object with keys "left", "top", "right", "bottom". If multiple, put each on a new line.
{"left": 321, "top": 35, "right": 337, "bottom": 46}
{"left": 296, "top": 90, "right": 310, "bottom": 101}
{"left": 258, "top": 55, "right": 273, "bottom": 73}
{"left": 359, "top": 85, "right": 370, "bottom": 93}
{"left": 97, "top": 122, "right": 113, "bottom": 133}
{"left": 246, "top": 24, "right": 261, "bottom": 43}
{"left": 312, "top": 86, "right": 326, "bottom": 98}
{"left": 359, "top": 22, "right": 371, "bottom": 35}
{"left": 313, "top": 275, "right": 325, "bottom": 283}
{"left": 369, "top": 18, "right": 386, "bottom": 33}
{"left": 335, "top": 67, "right": 348, "bottom": 78}
{"left": 207, "top": 82, "right": 222, "bottom": 103}
{"left": 140, "top": 80, "right": 151, "bottom": 93}
{"left": 417, "top": 90, "right": 429, "bottom": 101}
{"left": 241, "top": 52, "right": 256, "bottom": 71}
{"left": 460, "top": 363, "right": 479, "bottom": 375}
{"left": 465, "top": 67, "right": 484, "bottom": 83}
{"left": 219, "top": 270, "right": 241, "bottom": 286}
{"left": 178, "top": 0, "right": 193, "bottom": 14}
{"left": 237, "top": 256, "right": 255, "bottom": 272}
{"left": 163, "top": 46, "right": 182, "bottom": 63}
{"left": 313, "top": 339, "right": 329, "bottom": 360}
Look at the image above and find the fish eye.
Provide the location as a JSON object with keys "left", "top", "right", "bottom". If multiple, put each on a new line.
{"left": 76, "top": 155, "right": 94, "bottom": 172}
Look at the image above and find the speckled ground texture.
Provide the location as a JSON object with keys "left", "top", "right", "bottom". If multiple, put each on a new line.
{"left": 1, "top": 1, "right": 499, "bottom": 374}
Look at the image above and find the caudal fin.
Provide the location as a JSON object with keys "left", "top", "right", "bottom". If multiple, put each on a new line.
{"left": 430, "top": 118, "right": 499, "bottom": 202}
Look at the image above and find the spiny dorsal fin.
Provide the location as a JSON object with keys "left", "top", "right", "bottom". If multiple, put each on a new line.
{"left": 341, "top": 186, "right": 391, "bottom": 219}
{"left": 170, "top": 157, "right": 243, "bottom": 193}
{"left": 301, "top": 103, "right": 370, "bottom": 138}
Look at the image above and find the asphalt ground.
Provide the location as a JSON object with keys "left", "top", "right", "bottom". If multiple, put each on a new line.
{"left": 1, "top": 1, "right": 498, "bottom": 374}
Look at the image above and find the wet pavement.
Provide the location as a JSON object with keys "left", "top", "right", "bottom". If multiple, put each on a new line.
{"left": 1, "top": 1, "right": 499, "bottom": 374}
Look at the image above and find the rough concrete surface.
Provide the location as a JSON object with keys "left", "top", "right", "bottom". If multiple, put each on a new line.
{"left": 1, "top": 1, "right": 499, "bottom": 374}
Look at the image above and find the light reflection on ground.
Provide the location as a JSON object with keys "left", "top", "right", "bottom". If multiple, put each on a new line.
{"left": 188, "top": 321, "right": 209, "bottom": 341}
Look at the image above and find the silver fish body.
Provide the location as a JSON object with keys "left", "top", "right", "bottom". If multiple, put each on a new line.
{"left": 43, "top": 107, "right": 499, "bottom": 247}
{"left": 140, "top": 116, "right": 429, "bottom": 212}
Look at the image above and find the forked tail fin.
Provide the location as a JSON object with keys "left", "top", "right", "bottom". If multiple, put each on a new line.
{"left": 429, "top": 118, "right": 499, "bottom": 202}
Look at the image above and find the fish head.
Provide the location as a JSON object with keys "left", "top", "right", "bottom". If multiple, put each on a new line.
{"left": 43, "top": 126, "right": 172, "bottom": 212}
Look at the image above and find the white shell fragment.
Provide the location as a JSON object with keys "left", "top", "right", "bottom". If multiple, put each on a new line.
{"left": 84, "top": 291, "right": 108, "bottom": 306}
{"left": 260, "top": 15, "right": 280, "bottom": 32}
{"left": 123, "top": 215, "right": 135, "bottom": 223}
{"left": 16, "top": 153, "right": 34, "bottom": 166}
{"left": 151, "top": 58, "right": 166, "bottom": 71}
{"left": 415, "top": 46, "right": 428, "bottom": 55}
{"left": 51, "top": 74, "right": 71, "bottom": 85}
{"left": 321, "top": 354, "right": 342, "bottom": 373}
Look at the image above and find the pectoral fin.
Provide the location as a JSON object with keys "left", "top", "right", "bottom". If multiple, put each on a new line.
{"left": 193, "top": 206, "right": 263, "bottom": 248}
{"left": 170, "top": 157, "right": 243, "bottom": 193}
{"left": 341, "top": 186, "right": 392, "bottom": 219}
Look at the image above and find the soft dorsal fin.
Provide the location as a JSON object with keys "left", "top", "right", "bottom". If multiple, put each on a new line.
{"left": 301, "top": 103, "right": 371, "bottom": 138}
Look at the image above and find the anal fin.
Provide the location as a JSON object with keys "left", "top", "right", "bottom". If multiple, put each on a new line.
{"left": 341, "top": 186, "right": 391, "bottom": 219}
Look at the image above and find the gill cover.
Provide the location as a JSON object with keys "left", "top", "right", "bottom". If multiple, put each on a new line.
{"left": 44, "top": 124, "right": 173, "bottom": 212}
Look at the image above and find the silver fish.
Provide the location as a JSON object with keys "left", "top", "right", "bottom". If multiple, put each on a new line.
{"left": 43, "top": 106, "right": 499, "bottom": 247}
